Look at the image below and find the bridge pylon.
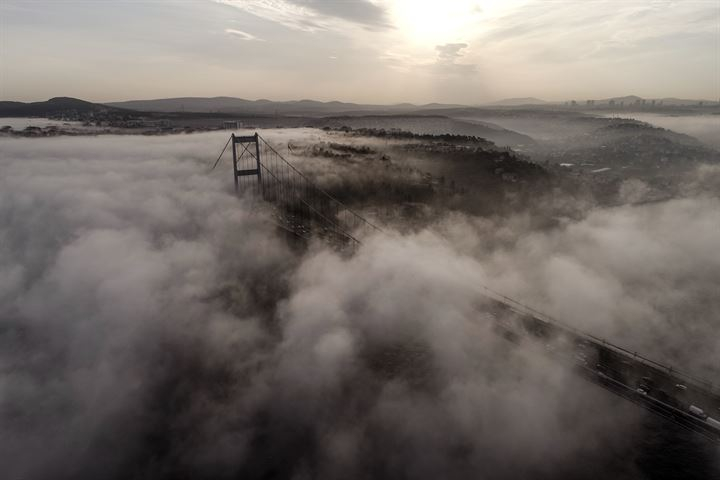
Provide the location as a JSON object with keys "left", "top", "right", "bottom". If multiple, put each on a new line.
{"left": 232, "top": 133, "right": 262, "bottom": 195}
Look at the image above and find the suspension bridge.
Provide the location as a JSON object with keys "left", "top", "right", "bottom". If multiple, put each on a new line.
{"left": 214, "top": 132, "right": 720, "bottom": 444}
{"left": 212, "top": 132, "right": 381, "bottom": 248}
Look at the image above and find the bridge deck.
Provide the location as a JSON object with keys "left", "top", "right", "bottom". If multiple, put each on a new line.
{"left": 486, "top": 298, "right": 720, "bottom": 443}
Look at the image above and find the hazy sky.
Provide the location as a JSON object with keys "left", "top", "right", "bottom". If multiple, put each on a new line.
{"left": 1, "top": 0, "right": 718, "bottom": 104}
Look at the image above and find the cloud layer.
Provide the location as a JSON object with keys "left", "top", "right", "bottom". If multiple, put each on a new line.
{"left": 1, "top": 131, "right": 719, "bottom": 478}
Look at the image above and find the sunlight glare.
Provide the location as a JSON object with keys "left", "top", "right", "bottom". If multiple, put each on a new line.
{"left": 390, "top": 0, "right": 488, "bottom": 45}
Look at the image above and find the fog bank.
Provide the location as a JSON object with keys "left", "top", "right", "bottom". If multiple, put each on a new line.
{"left": 1, "top": 132, "right": 718, "bottom": 479}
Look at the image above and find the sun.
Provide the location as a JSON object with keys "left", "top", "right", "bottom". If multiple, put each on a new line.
{"left": 389, "top": 0, "right": 487, "bottom": 46}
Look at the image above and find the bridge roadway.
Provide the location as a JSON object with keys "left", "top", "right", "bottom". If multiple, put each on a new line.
{"left": 483, "top": 295, "right": 720, "bottom": 443}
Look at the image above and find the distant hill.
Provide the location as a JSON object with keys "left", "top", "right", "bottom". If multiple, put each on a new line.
{"left": 486, "top": 97, "right": 548, "bottom": 106}
{"left": 658, "top": 97, "right": 718, "bottom": 106}
{"left": 591, "top": 95, "right": 718, "bottom": 106}
{"left": 546, "top": 119, "right": 720, "bottom": 173}
{"left": 104, "top": 97, "right": 466, "bottom": 116}
{"left": 0, "top": 97, "right": 130, "bottom": 117}
{"left": 599, "top": 95, "right": 643, "bottom": 105}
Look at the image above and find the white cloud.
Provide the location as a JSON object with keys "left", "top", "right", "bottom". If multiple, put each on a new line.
{"left": 225, "top": 28, "right": 263, "bottom": 41}
{"left": 479, "top": 0, "right": 719, "bottom": 64}
{"left": 219, "top": 0, "right": 390, "bottom": 32}
{"left": 218, "top": 0, "right": 340, "bottom": 32}
{"left": 433, "top": 42, "right": 477, "bottom": 74}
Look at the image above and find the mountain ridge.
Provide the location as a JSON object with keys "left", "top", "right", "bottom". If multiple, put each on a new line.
{"left": 103, "top": 97, "right": 467, "bottom": 115}
{"left": 0, "top": 97, "right": 130, "bottom": 116}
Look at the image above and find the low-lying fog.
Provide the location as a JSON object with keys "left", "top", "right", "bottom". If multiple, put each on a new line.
{"left": 600, "top": 113, "right": 720, "bottom": 150}
{"left": 1, "top": 131, "right": 718, "bottom": 479}
{"left": 452, "top": 111, "right": 720, "bottom": 150}
{"left": 0, "top": 117, "right": 83, "bottom": 130}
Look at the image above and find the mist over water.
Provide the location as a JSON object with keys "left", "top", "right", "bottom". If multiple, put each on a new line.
{"left": 1, "top": 132, "right": 719, "bottom": 479}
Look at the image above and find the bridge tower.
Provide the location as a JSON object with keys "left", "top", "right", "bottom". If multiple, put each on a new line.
{"left": 231, "top": 133, "right": 262, "bottom": 195}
